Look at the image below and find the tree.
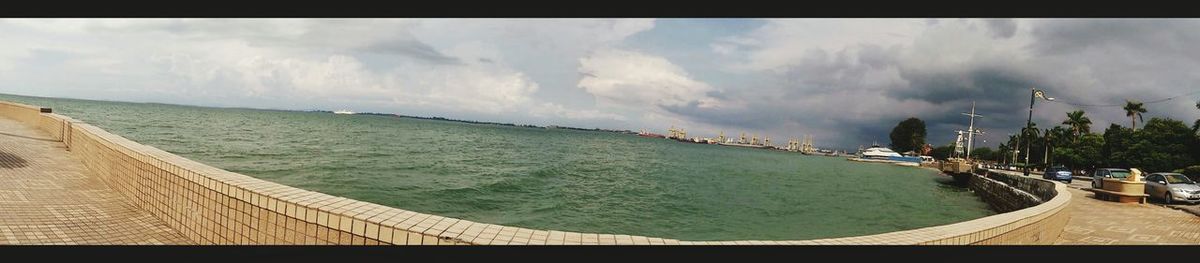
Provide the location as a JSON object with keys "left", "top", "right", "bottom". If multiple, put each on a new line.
{"left": 1102, "top": 124, "right": 1135, "bottom": 168}
{"left": 1062, "top": 110, "right": 1092, "bottom": 141}
{"left": 1193, "top": 101, "right": 1200, "bottom": 133}
{"left": 971, "top": 147, "right": 996, "bottom": 161}
{"left": 997, "top": 143, "right": 1009, "bottom": 163}
{"left": 1124, "top": 100, "right": 1147, "bottom": 131}
{"left": 888, "top": 117, "right": 927, "bottom": 153}
{"left": 1018, "top": 123, "right": 1041, "bottom": 166}
{"left": 1005, "top": 134, "right": 1021, "bottom": 164}
{"left": 1124, "top": 118, "right": 1196, "bottom": 173}
{"left": 1048, "top": 126, "right": 1072, "bottom": 147}
{"left": 1053, "top": 133, "right": 1105, "bottom": 173}
{"left": 930, "top": 144, "right": 954, "bottom": 160}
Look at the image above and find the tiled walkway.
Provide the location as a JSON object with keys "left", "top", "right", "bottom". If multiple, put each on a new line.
{"left": 0, "top": 117, "right": 190, "bottom": 244}
{"left": 1054, "top": 179, "right": 1200, "bottom": 244}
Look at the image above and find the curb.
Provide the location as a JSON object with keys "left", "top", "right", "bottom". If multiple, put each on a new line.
{"left": 1162, "top": 204, "right": 1200, "bottom": 217}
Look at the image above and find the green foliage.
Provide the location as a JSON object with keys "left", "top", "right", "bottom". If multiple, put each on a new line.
{"left": 1062, "top": 110, "right": 1092, "bottom": 140}
{"left": 930, "top": 144, "right": 954, "bottom": 160}
{"left": 888, "top": 117, "right": 926, "bottom": 153}
{"left": 1179, "top": 165, "right": 1200, "bottom": 181}
{"left": 970, "top": 147, "right": 995, "bottom": 161}
{"left": 1015, "top": 106, "right": 1200, "bottom": 174}
{"left": 1122, "top": 118, "right": 1197, "bottom": 173}
{"left": 1102, "top": 124, "right": 1134, "bottom": 168}
{"left": 1053, "top": 133, "right": 1104, "bottom": 171}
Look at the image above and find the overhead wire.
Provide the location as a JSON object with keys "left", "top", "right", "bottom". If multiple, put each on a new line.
{"left": 1046, "top": 89, "right": 1200, "bottom": 108}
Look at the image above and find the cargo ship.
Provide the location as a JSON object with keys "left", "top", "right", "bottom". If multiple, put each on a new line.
{"left": 717, "top": 142, "right": 773, "bottom": 149}
{"left": 637, "top": 129, "right": 666, "bottom": 138}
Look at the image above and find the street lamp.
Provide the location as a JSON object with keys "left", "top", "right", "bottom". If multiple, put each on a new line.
{"left": 1024, "top": 88, "right": 1054, "bottom": 176}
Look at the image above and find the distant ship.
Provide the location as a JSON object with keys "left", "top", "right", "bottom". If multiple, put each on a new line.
{"left": 637, "top": 129, "right": 665, "bottom": 138}
{"left": 333, "top": 109, "right": 356, "bottom": 115}
{"left": 717, "top": 142, "right": 772, "bottom": 149}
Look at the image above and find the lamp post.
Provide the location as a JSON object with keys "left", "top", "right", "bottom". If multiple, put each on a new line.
{"left": 1024, "top": 88, "right": 1054, "bottom": 176}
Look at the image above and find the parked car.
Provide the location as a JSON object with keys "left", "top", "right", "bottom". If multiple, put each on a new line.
{"left": 1144, "top": 172, "right": 1200, "bottom": 204}
{"left": 1042, "top": 165, "right": 1073, "bottom": 183}
{"left": 1091, "top": 168, "right": 1131, "bottom": 189}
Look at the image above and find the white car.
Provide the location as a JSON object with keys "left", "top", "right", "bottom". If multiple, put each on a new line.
{"left": 1090, "top": 168, "right": 1131, "bottom": 189}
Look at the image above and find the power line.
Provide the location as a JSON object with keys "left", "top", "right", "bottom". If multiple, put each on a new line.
{"left": 1047, "top": 89, "right": 1200, "bottom": 108}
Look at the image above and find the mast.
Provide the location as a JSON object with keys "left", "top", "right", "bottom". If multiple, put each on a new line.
{"left": 961, "top": 101, "right": 984, "bottom": 161}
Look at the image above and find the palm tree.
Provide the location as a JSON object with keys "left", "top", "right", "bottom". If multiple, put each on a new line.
{"left": 1046, "top": 126, "right": 1070, "bottom": 151}
{"left": 1124, "top": 100, "right": 1147, "bottom": 131}
{"left": 1023, "top": 122, "right": 1040, "bottom": 140}
{"left": 997, "top": 143, "right": 1009, "bottom": 163}
{"left": 1005, "top": 134, "right": 1020, "bottom": 164}
{"left": 1061, "top": 110, "right": 1092, "bottom": 141}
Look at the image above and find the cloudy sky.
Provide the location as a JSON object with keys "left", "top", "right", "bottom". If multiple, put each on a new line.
{"left": 2, "top": 18, "right": 1200, "bottom": 150}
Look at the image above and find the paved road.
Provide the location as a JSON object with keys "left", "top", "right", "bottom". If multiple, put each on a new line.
{"left": 1043, "top": 174, "right": 1200, "bottom": 244}
{"left": 0, "top": 117, "right": 190, "bottom": 244}
{"left": 1061, "top": 176, "right": 1200, "bottom": 216}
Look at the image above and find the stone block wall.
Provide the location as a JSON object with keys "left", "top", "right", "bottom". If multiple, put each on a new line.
{"left": 969, "top": 172, "right": 1044, "bottom": 213}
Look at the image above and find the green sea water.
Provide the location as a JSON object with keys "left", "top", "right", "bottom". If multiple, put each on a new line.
{"left": 0, "top": 93, "right": 994, "bottom": 241}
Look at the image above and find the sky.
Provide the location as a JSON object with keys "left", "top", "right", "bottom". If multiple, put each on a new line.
{"left": 2, "top": 18, "right": 1200, "bottom": 150}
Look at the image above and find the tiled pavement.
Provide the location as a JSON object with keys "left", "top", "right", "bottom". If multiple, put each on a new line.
{"left": 1054, "top": 179, "right": 1200, "bottom": 244}
{"left": 0, "top": 117, "right": 190, "bottom": 245}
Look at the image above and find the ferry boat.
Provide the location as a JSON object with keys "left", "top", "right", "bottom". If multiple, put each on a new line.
{"left": 859, "top": 144, "right": 902, "bottom": 160}
{"left": 333, "top": 109, "right": 356, "bottom": 115}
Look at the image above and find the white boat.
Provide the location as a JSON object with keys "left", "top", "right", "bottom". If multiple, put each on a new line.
{"left": 333, "top": 109, "right": 356, "bottom": 115}
{"left": 859, "top": 144, "right": 902, "bottom": 160}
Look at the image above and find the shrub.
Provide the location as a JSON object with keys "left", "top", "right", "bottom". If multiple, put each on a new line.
{"left": 1180, "top": 165, "right": 1200, "bottom": 182}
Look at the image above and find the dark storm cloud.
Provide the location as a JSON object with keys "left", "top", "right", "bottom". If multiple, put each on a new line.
{"left": 666, "top": 19, "right": 1200, "bottom": 149}
{"left": 775, "top": 44, "right": 903, "bottom": 99}
{"left": 891, "top": 64, "right": 1043, "bottom": 105}
{"left": 1030, "top": 19, "right": 1200, "bottom": 58}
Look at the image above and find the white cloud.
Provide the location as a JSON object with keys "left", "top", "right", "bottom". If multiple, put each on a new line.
{"left": 577, "top": 48, "right": 719, "bottom": 109}
{"left": 0, "top": 19, "right": 650, "bottom": 122}
{"left": 726, "top": 19, "right": 926, "bottom": 72}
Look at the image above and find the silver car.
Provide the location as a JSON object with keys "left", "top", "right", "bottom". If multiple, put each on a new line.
{"left": 1091, "top": 168, "right": 1131, "bottom": 189}
{"left": 1144, "top": 173, "right": 1200, "bottom": 204}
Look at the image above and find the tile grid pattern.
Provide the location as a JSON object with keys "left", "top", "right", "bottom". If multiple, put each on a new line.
{"left": 0, "top": 116, "right": 189, "bottom": 245}
{"left": 3, "top": 100, "right": 1079, "bottom": 245}
{"left": 1054, "top": 183, "right": 1200, "bottom": 244}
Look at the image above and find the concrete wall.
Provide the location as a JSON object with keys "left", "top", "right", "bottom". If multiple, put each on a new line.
{"left": 0, "top": 100, "right": 1072, "bottom": 245}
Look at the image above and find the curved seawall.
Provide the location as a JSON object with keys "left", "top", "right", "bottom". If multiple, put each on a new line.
{"left": 0, "top": 100, "right": 1070, "bottom": 245}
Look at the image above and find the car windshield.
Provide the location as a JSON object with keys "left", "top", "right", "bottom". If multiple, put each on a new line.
{"left": 1165, "top": 174, "right": 1195, "bottom": 184}
{"left": 1109, "top": 171, "right": 1130, "bottom": 178}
